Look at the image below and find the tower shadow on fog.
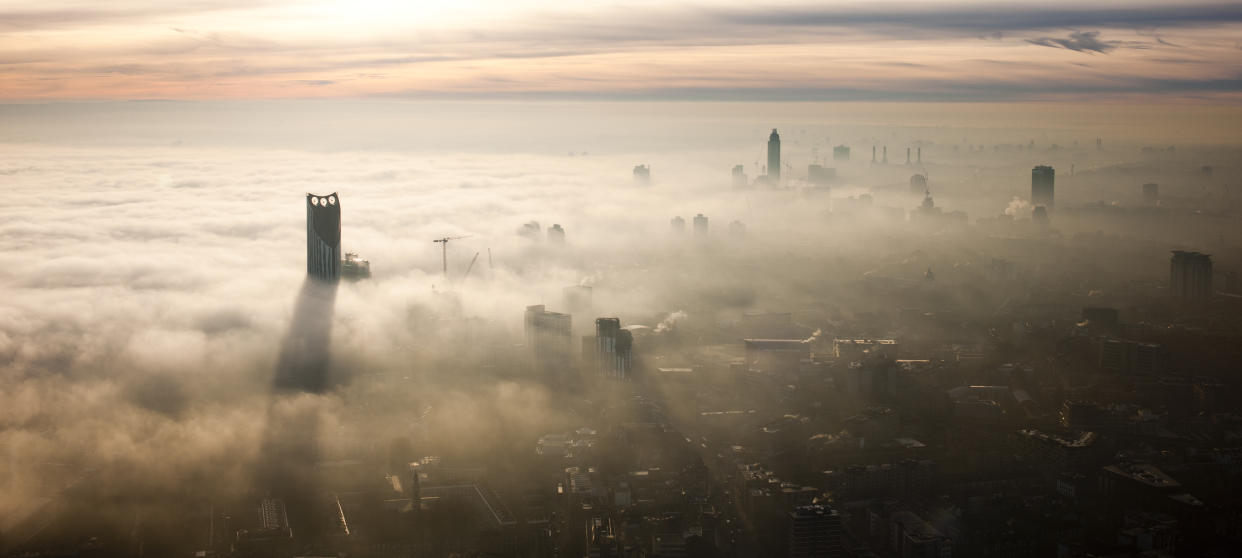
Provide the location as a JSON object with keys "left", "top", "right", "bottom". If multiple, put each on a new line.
{"left": 272, "top": 192, "right": 343, "bottom": 393}
{"left": 271, "top": 277, "right": 338, "bottom": 393}
{"left": 250, "top": 193, "right": 344, "bottom": 545}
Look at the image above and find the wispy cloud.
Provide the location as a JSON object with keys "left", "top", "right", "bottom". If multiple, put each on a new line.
{"left": 1027, "top": 30, "right": 1118, "bottom": 53}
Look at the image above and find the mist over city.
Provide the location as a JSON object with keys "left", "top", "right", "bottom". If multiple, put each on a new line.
{"left": 2, "top": 2, "right": 1242, "bottom": 558}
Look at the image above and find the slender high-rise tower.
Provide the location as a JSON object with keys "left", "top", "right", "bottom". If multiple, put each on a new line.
{"left": 767, "top": 129, "right": 781, "bottom": 181}
{"left": 306, "top": 193, "right": 342, "bottom": 282}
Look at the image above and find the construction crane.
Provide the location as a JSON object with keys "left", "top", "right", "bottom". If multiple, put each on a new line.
{"left": 432, "top": 235, "right": 470, "bottom": 276}
{"left": 461, "top": 252, "right": 480, "bottom": 283}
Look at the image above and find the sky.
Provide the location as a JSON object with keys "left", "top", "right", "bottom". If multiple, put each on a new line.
{"left": 2, "top": 0, "right": 1241, "bottom": 101}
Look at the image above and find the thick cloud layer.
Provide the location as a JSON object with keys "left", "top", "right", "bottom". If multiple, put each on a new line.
{"left": 0, "top": 101, "right": 1239, "bottom": 546}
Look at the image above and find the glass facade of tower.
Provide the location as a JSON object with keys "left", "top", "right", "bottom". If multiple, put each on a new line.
{"left": 595, "top": 318, "right": 632, "bottom": 380}
{"left": 306, "top": 192, "right": 342, "bottom": 282}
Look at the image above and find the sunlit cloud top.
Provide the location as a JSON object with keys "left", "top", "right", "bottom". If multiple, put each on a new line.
{"left": 2, "top": 0, "right": 1241, "bottom": 101}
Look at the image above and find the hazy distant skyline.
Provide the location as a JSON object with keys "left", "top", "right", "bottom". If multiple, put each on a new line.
{"left": 3, "top": 0, "right": 1242, "bottom": 101}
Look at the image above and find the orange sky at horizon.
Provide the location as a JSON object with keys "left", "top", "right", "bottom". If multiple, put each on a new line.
{"left": 1, "top": 0, "right": 1240, "bottom": 102}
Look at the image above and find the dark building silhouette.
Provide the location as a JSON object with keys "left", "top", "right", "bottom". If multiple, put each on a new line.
{"left": 909, "top": 174, "right": 927, "bottom": 194}
{"left": 917, "top": 147, "right": 922, "bottom": 163}
{"left": 767, "top": 128, "right": 781, "bottom": 181}
{"left": 833, "top": 145, "right": 850, "bottom": 161}
{"left": 633, "top": 164, "right": 650, "bottom": 184}
{"left": 808, "top": 164, "right": 835, "bottom": 185}
{"left": 1082, "top": 307, "right": 1120, "bottom": 330}
{"left": 1099, "top": 338, "right": 1165, "bottom": 375}
{"left": 882, "top": 145, "right": 888, "bottom": 164}
{"left": 341, "top": 252, "right": 370, "bottom": 281}
{"left": 306, "top": 192, "right": 341, "bottom": 282}
{"left": 519, "top": 221, "right": 541, "bottom": 239}
{"left": 1031, "top": 165, "right": 1055, "bottom": 209}
{"left": 670, "top": 215, "right": 686, "bottom": 234}
{"left": 525, "top": 305, "right": 572, "bottom": 377}
{"left": 1032, "top": 205, "right": 1049, "bottom": 225}
{"left": 732, "top": 164, "right": 748, "bottom": 188}
{"left": 693, "top": 213, "right": 708, "bottom": 236}
{"left": 788, "top": 505, "right": 842, "bottom": 558}
{"left": 1143, "top": 183, "right": 1159, "bottom": 205}
{"left": 595, "top": 318, "right": 632, "bottom": 380}
{"left": 547, "top": 224, "right": 565, "bottom": 244}
{"left": 1170, "top": 250, "right": 1213, "bottom": 301}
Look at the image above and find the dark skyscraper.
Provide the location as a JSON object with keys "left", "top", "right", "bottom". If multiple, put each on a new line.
{"left": 670, "top": 215, "right": 686, "bottom": 234}
{"left": 1170, "top": 251, "right": 1213, "bottom": 301}
{"left": 306, "top": 193, "right": 341, "bottom": 282}
{"left": 1031, "top": 165, "right": 1055, "bottom": 209}
{"left": 595, "top": 318, "right": 632, "bottom": 380}
{"left": 767, "top": 128, "right": 781, "bottom": 181}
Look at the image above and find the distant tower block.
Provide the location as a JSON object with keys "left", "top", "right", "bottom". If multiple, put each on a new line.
{"left": 882, "top": 146, "right": 888, "bottom": 164}
{"left": 906, "top": 147, "right": 911, "bottom": 164}
{"left": 525, "top": 304, "right": 572, "bottom": 377}
{"left": 633, "top": 164, "right": 651, "bottom": 185}
{"left": 1031, "top": 165, "right": 1055, "bottom": 209}
{"left": 1143, "top": 183, "right": 1159, "bottom": 205}
{"left": 767, "top": 129, "right": 782, "bottom": 181}
{"left": 1170, "top": 251, "right": 1213, "bottom": 301}
{"left": 917, "top": 147, "right": 922, "bottom": 163}
{"left": 732, "top": 164, "right": 748, "bottom": 188}
{"left": 833, "top": 145, "right": 850, "bottom": 161}
{"left": 871, "top": 145, "right": 876, "bottom": 163}
{"left": 670, "top": 215, "right": 686, "bottom": 234}
{"left": 693, "top": 213, "right": 709, "bottom": 236}
{"left": 909, "top": 174, "right": 928, "bottom": 194}
{"left": 548, "top": 224, "right": 565, "bottom": 244}
{"left": 306, "top": 192, "right": 341, "bottom": 282}
{"left": 808, "top": 164, "right": 835, "bottom": 185}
